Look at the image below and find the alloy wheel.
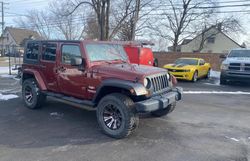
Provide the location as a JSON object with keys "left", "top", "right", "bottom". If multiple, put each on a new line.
{"left": 103, "top": 104, "right": 122, "bottom": 130}
{"left": 25, "top": 86, "right": 33, "bottom": 103}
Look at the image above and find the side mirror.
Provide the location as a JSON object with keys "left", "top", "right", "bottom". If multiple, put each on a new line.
{"left": 220, "top": 54, "right": 227, "bottom": 59}
{"left": 71, "top": 57, "right": 82, "bottom": 66}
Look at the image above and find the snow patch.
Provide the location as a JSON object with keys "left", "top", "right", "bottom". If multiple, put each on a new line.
{"left": 0, "top": 74, "right": 17, "bottom": 78}
{"left": 0, "top": 93, "right": 19, "bottom": 101}
{"left": 210, "top": 70, "right": 221, "bottom": 78}
{"left": 203, "top": 81, "right": 220, "bottom": 86}
{"left": 50, "top": 112, "right": 64, "bottom": 119}
{"left": 184, "top": 91, "right": 250, "bottom": 95}
{"left": 0, "top": 67, "right": 17, "bottom": 74}
{"left": 52, "top": 145, "right": 75, "bottom": 152}
{"left": 225, "top": 136, "right": 240, "bottom": 142}
{"left": 230, "top": 138, "right": 240, "bottom": 142}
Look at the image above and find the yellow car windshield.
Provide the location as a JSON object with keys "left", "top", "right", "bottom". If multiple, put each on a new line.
{"left": 174, "top": 59, "right": 198, "bottom": 65}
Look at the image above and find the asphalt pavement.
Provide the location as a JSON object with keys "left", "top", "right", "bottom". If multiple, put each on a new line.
{"left": 0, "top": 76, "right": 249, "bottom": 161}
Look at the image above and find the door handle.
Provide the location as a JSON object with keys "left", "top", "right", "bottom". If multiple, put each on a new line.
{"left": 57, "top": 66, "right": 66, "bottom": 72}
{"left": 40, "top": 65, "right": 46, "bottom": 69}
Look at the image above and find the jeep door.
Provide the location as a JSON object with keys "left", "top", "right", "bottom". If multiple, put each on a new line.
{"left": 40, "top": 42, "right": 59, "bottom": 92}
{"left": 57, "top": 43, "right": 88, "bottom": 99}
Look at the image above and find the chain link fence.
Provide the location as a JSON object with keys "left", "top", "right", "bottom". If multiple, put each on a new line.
{"left": 0, "top": 45, "right": 23, "bottom": 77}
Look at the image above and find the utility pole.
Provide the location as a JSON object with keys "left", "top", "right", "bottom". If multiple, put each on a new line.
{"left": 131, "top": 0, "right": 140, "bottom": 41}
{"left": 1, "top": 1, "right": 5, "bottom": 57}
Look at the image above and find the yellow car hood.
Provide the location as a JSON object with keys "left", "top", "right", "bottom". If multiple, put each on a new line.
{"left": 164, "top": 64, "right": 196, "bottom": 70}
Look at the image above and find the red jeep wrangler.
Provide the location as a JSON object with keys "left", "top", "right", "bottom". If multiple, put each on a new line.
{"left": 21, "top": 40, "right": 182, "bottom": 138}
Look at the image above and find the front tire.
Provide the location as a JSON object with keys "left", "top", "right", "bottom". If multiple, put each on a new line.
{"left": 22, "top": 78, "right": 46, "bottom": 109}
{"left": 220, "top": 77, "right": 228, "bottom": 85}
{"left": 192, "top": 71, "right": 198, "bottom": 82}
{"left": 96, "top": 93, "right": 139, "bottom": 139}
{"left": 151, "top": 103, "right": 176, "bottom": 117}
{"left": 205, "top": 69, "right": 211, "bottom": 79}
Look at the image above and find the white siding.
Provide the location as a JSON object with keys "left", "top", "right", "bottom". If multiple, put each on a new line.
{"left": 181, "top": 28, "right": 241, "bottom": 53}
{"left": 2, "top": 30, "right": 18, "bottom": 54}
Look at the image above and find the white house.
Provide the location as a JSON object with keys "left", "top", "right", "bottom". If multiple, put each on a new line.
{"left": 0, "top": 27, "right": 42, "bottom": 56}
{"left": 168, "top": 26, "right": 244, "bottom": 53}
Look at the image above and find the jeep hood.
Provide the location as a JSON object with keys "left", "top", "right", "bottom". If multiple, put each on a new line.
{"left": 92, "top": 63, "right": 167, "bottom": 82}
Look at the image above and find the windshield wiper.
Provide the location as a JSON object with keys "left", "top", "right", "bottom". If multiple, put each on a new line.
{"left": 113, "top": 59, "right": 128, "bottom": 64}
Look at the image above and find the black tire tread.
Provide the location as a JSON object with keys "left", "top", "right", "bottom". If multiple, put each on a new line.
{"left": 205, "top": 68, "right": 211, "bottom": 79}
{"left": 22, "top": 78, "right": 46, "bottom": 109}
{"left": 192, "top": 70, "right": 198, "bottom": 82}
{"left": 97, "top": 93, "right": 139, "bottom": 139}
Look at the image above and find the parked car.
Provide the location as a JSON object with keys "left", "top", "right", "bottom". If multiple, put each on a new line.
{"left": 21, "top": 40, "right": 183, "bottom": 138}
{"left": 122, "top": 41, "right": 158, "bottom": 67}
{"left": 163, "top": 58, "right": 211, "bottom": 82}
{"left": 220, "top": 49, "right": 250, "bottom": 84}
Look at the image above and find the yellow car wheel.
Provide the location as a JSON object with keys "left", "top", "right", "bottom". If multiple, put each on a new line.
{"left": 205, "top": 68, "right": 211, "bottom": 79}
{"left": 192, "top": 71, "right": 198, "bottom": 82}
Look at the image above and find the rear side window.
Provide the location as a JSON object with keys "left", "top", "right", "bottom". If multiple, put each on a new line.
{"left": 42, "top": 43, "right": 57, "bottom": 61}
{"left": 62, "top": 45, "right": 82, "bottom": 64}
{"left": 26, "top": 42, "right": 39, "bottom": 60}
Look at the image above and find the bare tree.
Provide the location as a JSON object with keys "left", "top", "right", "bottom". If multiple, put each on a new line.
{"left": 49, "top": 0, "right": 85, "bottom": 40}
{"left": 115, "top": 0, "right": 154, "bottom": 41}
{"left": 68, "top": 0, "right": 152, "bottom": 40}
{"left": 68, "top": 0, "right": 111, "bottom": 40}
{"left": 15, "top": 0, "right": 87, "bottom": 40}
{"left": 15, "top": 10, "right": 52, "bottom": 39}
{"left": 82, "top": 12, "right": 99, "bottom": 39}
{"left": 149, "top": 0, "right": 216, "bottom": 52}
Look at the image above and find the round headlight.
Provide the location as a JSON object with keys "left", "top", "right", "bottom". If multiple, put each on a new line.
{"left": 143, "top": 78, "right": 151, "bottom": 89}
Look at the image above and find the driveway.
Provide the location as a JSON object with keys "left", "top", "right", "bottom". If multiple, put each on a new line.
{"left": 0, "top": 76, "right": 249, "bottom": 161}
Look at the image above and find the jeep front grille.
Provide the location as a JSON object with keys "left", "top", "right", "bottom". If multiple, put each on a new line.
{"left": 149, "top": 73, "right": 169, "bottom": 93}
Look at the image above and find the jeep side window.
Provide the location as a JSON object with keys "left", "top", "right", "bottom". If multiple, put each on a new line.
{"left": 26, "top": 42, "right": 39, "bottom": 60}
{"left": 42, "top": 43, "right": 57, "bottom": 61}
{"left": 62, "top": 45, "right": 82, "bottom": 64}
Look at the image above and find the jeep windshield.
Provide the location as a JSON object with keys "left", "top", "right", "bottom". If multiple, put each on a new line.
{"left": 228, "top": 50, "right": 250, "bottom": 58}
{"left": 85, "top": 44, "right": 128, "bottom": 63}
{"left": 174, "top": 59, "right": 198, "bottom": 65}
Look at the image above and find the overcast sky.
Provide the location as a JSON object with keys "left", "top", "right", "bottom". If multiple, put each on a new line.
{"left": 3, "top": 0, "right": 250, "bottom": 47}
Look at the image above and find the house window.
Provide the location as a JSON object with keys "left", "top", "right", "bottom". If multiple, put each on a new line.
{"left": 207, "top": 37, "right": 215, "bottom": 44}
{"left": 42, "top": 43, "right": 57, "bottom": 61}
{"left": 26, "top": 42, "right": 39, "bottom": 60}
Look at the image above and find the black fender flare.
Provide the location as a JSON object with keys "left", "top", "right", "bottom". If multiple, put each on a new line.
{"left": 93, "top": 79, "right": 148, "bottom": 103}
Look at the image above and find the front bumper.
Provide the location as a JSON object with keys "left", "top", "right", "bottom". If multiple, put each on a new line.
{"left": 221, "top": 70, "right": 250, "bottom": 82}
{"left": 168, "top": 71, "right": 193, "bottom": 81}
{"left": 135, "top": 87, "right": 183, "bottom": 112}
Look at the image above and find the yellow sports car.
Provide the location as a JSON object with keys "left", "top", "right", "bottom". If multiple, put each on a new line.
{"left": 163, "top": 58, "right": 211, "bottom": 82}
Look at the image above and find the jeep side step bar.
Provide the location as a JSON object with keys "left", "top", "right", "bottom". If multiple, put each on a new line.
{"left": 43, "top": 91, "right": 96, "bottom": 111}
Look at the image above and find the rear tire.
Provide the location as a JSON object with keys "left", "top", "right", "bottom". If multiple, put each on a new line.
{"left": 151, "top": 103, "right": 176, "bottom": 117}
{"left": 96, "top": 93, "right": 139, "bottom": 139}
{"left": 205, "top": 69, "right": 211, "bottom": 79}
{"left": 22, "top": 78, "right": 46, "bottom": 109}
